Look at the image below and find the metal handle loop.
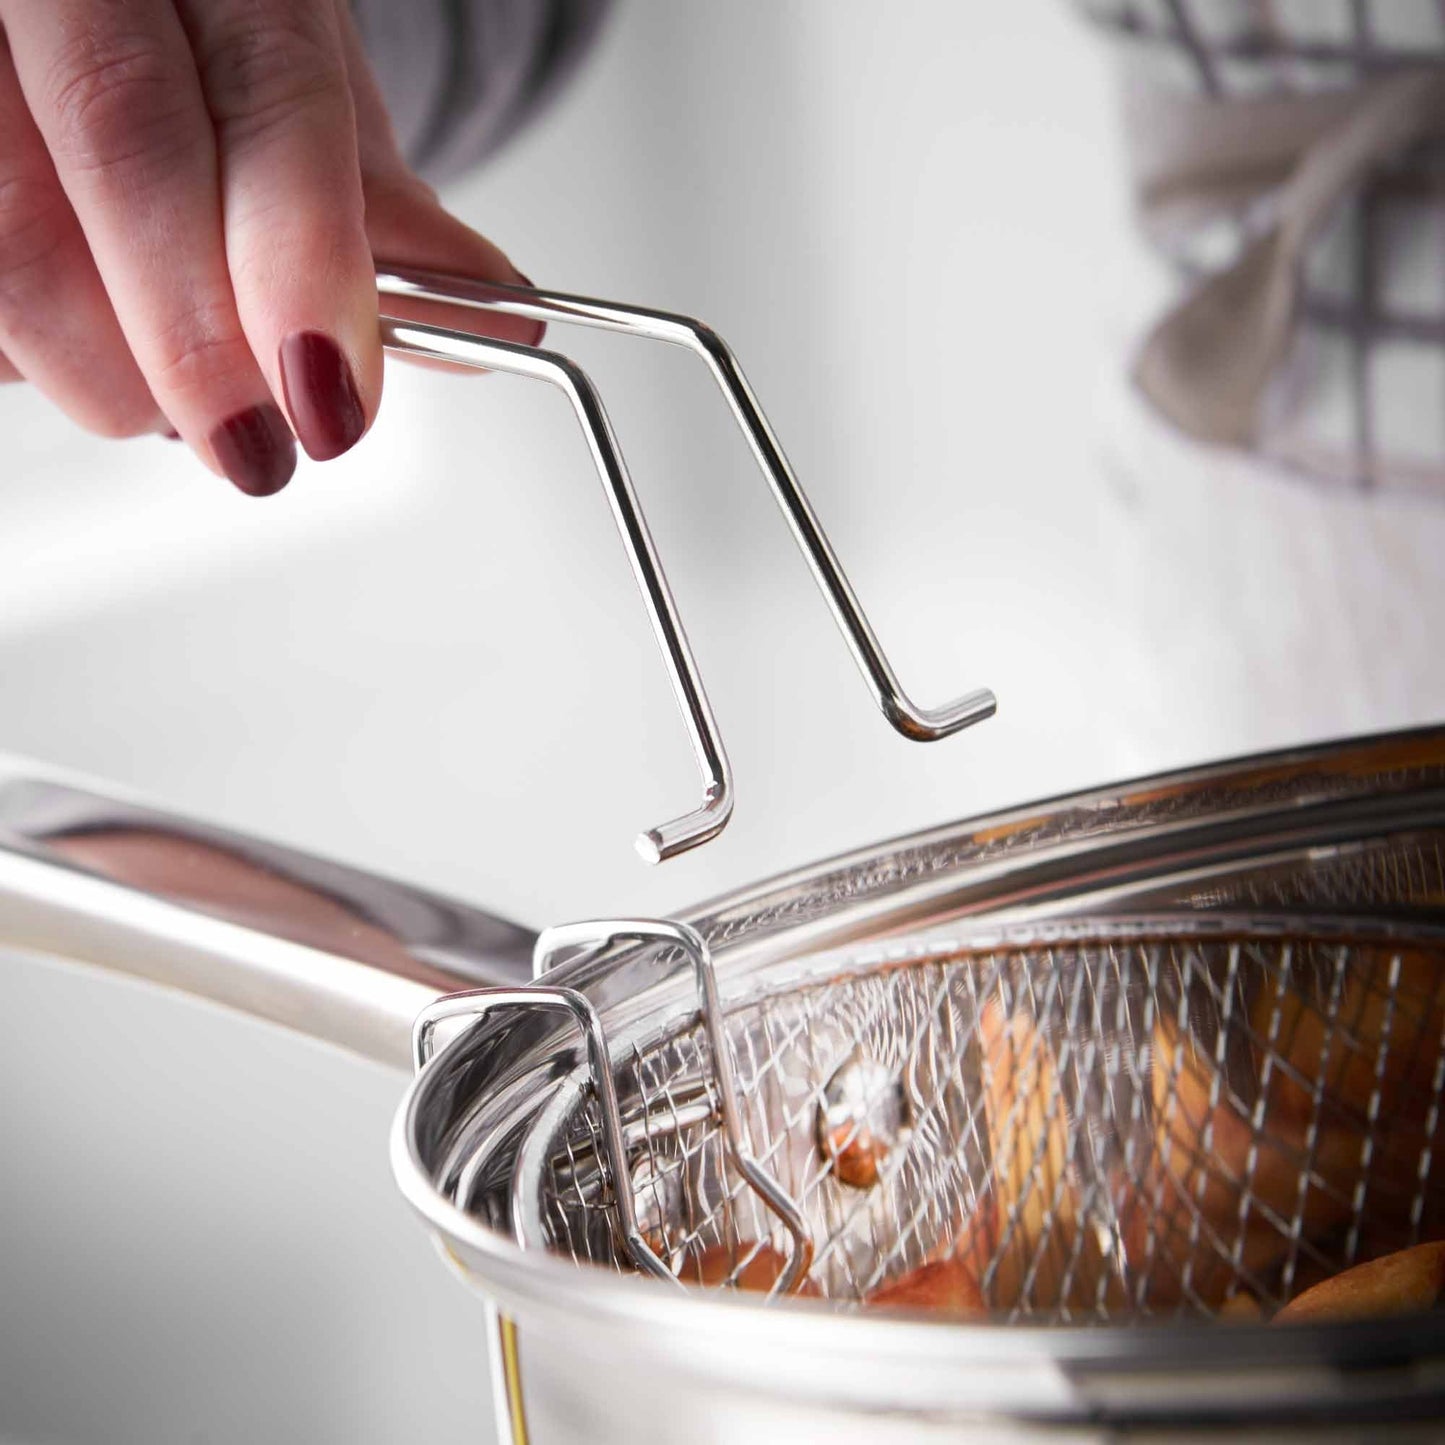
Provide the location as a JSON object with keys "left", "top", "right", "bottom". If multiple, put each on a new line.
{"left": 411, "top": 980, "right": 678, "bottom": 1285}
{"left": 534, "top": 917, "right": 815, "bottom": 1297}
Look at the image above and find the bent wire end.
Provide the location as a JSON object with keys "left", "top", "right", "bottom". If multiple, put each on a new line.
{"left": 883, "top": 686, "right": 998, "bottom": 743}
{"left": 635, "top": 783, "right": 733, "bottom": 865}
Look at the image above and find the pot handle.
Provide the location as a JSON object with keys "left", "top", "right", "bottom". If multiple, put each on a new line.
{"left": 0, "top": 756, "right": 537, "bottom": 1069}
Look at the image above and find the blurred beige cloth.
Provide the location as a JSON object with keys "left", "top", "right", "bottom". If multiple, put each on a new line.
{"left": 1080, "top": 1, "right": 1445, "bottom": 493}
{"left": 1136, "top": 70, "right": 1445, "bottom": 445}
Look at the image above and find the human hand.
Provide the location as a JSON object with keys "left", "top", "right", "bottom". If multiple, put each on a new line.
{"left": 0, "top": 0, "right": 542, "bottom": 495}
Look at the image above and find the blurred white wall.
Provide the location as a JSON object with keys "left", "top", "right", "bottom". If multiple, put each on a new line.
{"left": 3, "top": 3, "right": 1445, "bottom": 1442}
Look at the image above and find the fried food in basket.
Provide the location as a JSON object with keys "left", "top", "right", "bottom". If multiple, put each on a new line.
{"left": 864, "top": 1197, "right": 995, "bottom": 1317}
{"left": 677, "top": 942, "right": 1444, "bottom": 1323}
{"left": 980, "top": 1001, "right": 1121, "bottom": 1314}
{"left": 687, "top": 1242, "right": 820, "bottom": 1297}
{"left": 1124, "top": 1011, "right": 1356, "bottom": 1310}
{"left": 820, "top": 1120, "right": 886, "bottom": 1191}
{"left": 865, "top": 1256, "right": 988, "bottom": 1316}
{"left": 1255, "top": 944, "right": 1445, "bottom": 1238}
{"left": 1123, "top": 944, "right": 1445, "bottom": 1314}
{"left": 1274, "top": 1242, "right": 1445, "bottom": 1323}
{"left": 1216, "top": 1290, "right": 1266, "bottom": 1321}
{"left": 1259, "top": 946, "right": 1445, "bottom": 1123}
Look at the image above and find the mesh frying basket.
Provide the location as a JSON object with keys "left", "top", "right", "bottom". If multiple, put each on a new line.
{"left": 516, "top": 915, "right": 1445, "bottom": 1322}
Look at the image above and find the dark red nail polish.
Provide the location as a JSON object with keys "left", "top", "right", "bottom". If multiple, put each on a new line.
{"left": 279, "top": 331, "right": 365, "bottom": 461}
{"left": 208, "top": 404, "right": 296, "bottom": 497}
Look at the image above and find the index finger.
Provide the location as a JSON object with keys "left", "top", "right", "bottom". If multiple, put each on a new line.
{"left": 0, "top": 0, "right": 295, "bottom": 493}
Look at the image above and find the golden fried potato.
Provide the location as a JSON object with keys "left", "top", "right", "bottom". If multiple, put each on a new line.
{"left": 1254, "top": 945, "right": 1445, "bottom": 1237}
{"left": 1274, "top": 1242, "right": 1445, "bottom": 1323}
{"left": 687, "top": 1242, "right": 819, "bottom": 1297}
{"left": 866, "top": 1256, "right": 987, "bottom": 1317}
{"left": 1120, "top": 1013, "right": 1355, "bottom": 1311}
{"left": 980, "top": 1002, "right": 1120, "bottom": 1314}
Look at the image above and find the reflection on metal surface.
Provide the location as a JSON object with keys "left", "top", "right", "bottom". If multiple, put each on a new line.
{"left": 0, "top": 766, "right": 538, "bottom": 983}
{"left": 0, "top": 762, "right": 536, "bottom": 1067}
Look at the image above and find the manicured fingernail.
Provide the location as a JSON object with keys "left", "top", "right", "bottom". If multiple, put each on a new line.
{"left": 208, "top": 403, "right": 296, "bottom": 497}
{"left": 279, "top": 330, "right": 365, "bottom": 461}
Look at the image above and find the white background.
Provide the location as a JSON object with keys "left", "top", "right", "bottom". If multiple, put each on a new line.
{"left": 3, "top": 4, "right": 1445, "bottom": 1441}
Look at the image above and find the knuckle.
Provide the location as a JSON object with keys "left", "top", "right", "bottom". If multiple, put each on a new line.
{"left": 230, "top": 209, "right": 365, "bottom": 293}
{"left": 198, "top": 14, "right": 349, "bottom": 142}
{"left": 146, "top": 296, "right": 249, "bottom": 396}
{"left": 42, "top": 32, "right": 194, "bottom": 178}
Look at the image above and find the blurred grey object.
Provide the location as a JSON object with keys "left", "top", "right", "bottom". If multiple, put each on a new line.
{"left": 1079, "top": 0, "right": 1445, "bottom": 493}
{"left": 353, "top": 0, "right": 614, "bottom": 177}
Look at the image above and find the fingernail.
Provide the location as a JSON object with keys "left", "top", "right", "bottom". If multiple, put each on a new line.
{"left": 208, "top": 404, "right": 297, "bottom": 497}
{"left": 279, "top": 330, "right": 365, "bottom": 461}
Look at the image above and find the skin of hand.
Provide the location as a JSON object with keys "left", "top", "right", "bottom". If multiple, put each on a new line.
{"left": 0, "top": 0, "right": 543, "bottom": 495}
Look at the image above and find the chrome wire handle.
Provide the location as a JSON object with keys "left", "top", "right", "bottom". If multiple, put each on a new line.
{"left": 412, "top": 980, "right": 679, "bottom": 1285}
{"left": 412, "top": 916, "right": 814, "bottom": 1294}
{"left": 379, "top": 270, "right": 996, "bottom": 859}
{"left": 380, "top": 315, "right": 729, "bottom": 863}
{"left": 534, "top": 917, "right": 814, "bottom": 1297}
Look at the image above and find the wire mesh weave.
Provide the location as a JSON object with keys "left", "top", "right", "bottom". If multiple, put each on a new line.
{"left": 1179, "top": 833, "right": 1445, "bottom": 912}
{"left": 536, "top": 923, "right": 1445, "bottom": 1321}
